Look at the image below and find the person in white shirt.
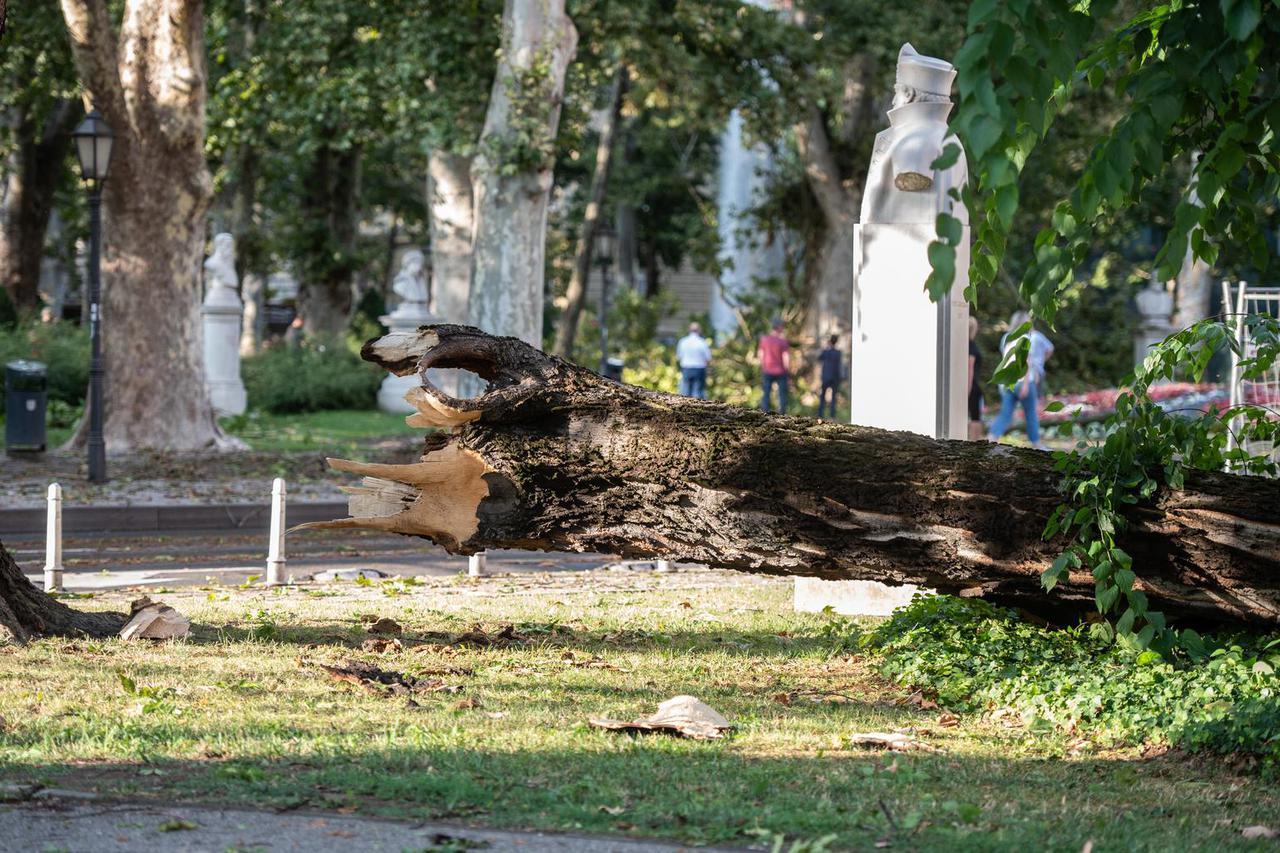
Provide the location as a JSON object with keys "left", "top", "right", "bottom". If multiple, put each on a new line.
{"left": 988, "top": 310, "right": 1054, "bottom": 449}
{"left": 675, "top": 322, "right": 712, "bottom": 399}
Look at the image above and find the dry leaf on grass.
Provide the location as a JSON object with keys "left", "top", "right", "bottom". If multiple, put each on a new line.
{"left": 305, "top": 659, "right": 458, "bottom": 696}
{"left": 1242, "top": 826, "right": 1278, "bottom": 839}
{"left": 366, "top": 617, "right": 403, "bottom": 635}
{"left": 847, "top": 732, "right": 936, "bottom": 752}
{"left": 938, "top": 712, "right": 960, "bottom": 728}
{"left": 361, "top": 637, "right": 402, "bottom": 653}
{"left": 590, "top": 695, "right": 732, "bottom": 740}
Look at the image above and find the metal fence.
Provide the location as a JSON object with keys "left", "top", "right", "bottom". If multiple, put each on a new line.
{"left": 1222, "top": 280, "right": 1280, "bottom": 467}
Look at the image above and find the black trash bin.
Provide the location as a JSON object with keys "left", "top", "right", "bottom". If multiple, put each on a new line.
{"left": 602, "top": 357, "right": 625, "bottom": 382}
{"left": 5, "top": 360, "right": 48, "bottom": 453}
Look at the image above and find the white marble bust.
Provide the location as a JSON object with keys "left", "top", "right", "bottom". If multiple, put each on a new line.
{"left": 860, "top": 44, "right": 968, "bottom": 226}
{"left": 1136, "top": 276, "right": 1174, "bottom": 322}
{"left": 391, "top": 249, "right": 429, "bottom": 308}
{"left": 203, "top": 233, "right": 241, "bottom": 308}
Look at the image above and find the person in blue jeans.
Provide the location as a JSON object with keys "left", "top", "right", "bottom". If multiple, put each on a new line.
{"left": 675, "top": 322, "right": 712, "bottom": 399}
{"left": 988, "top": 310, "right": 1054, "bottom": 449}
{"left": 758, "top": 319, "right": 791, "bottom": 412}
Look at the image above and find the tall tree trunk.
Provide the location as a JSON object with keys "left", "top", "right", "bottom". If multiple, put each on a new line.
{"left": 427, "top": 149, "right": 474, "bottom": 324}
{"left": 1174, "top": 152, "right": 1213, "bottom": 328}
{"left": 553, "top": 65, "right": 626, "bottom": 358}
{"left": 235, "top": 0, "right": 264, "bottom": 356}
{"left": 793, "top": 55, "right": 875, "bottom": 343}
{"left": 61, "top": 0, "right": 228, "bottom": 451}
{"left": 305, "top": 325, "right": 1280, "bottom": 629}
{"left": 0, "top": 538, "right": 124, "bottom": 643}
{"left": 0, "top": 100, "right": 81, "bottom": 314}
{"left": 467, "top": 0, "right": 577, "bottom": 347}
{"left": 298, "top": 144, "right": 360, "bottom": 337}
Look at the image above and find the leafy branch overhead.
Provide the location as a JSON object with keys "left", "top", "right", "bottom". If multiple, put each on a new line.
{"left": 941, "top": 0, "right": 1277, "bottom": 319}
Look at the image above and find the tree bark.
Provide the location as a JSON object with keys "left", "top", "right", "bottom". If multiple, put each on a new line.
{"left": 305, "top": 325, "right": 1280, "bottom": 629}
{"left": 426, "top": 149, "right": 474, "bottom": 325}
{"left": 793, "top": 54, "right": 875, "bottom": 344}
{"left": 61, "top": 0, "right": 228, "bottom": 451}
{"left": 0, "top": 538, "right": 124, "bottom": 643}
{"left": 467, "top": 0, "right": 577, "bottom": 347}
{"left": 553, "top": 65, "right": 626, "bottom": 358}
{"left": 0, "top": 100, "right": 81, "bottom": 314}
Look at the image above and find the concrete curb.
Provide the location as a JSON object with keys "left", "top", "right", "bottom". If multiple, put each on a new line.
{"left": 0, "top": 500, "right": 348, "bottom": 538}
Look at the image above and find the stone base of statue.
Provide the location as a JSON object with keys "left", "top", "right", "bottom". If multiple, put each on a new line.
{"left": 850, "top": 222, "right": 970, "bottom": 438}
{"left": 202, "top": 293, "right": 247, "bottom": 417}
{"left": 378, "top": 303, "right": 436, "bottom": 413}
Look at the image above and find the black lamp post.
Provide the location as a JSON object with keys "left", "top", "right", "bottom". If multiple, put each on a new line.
{"left": 71, "top": 107, "right": 114, "bottom": 483}
{"left": 595, "top": 225, "right": 616, "bottom": 376}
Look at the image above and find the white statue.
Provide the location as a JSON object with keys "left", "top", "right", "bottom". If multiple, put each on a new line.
{"left": 861, "top": 43, "right": 968, "bottom": 226}
{"left": 202, "top": 232, "right": 247, "bottom": 416}
{"left": 204, "top": 233, "right": 240, "bottom": 308}
{"left": 391, "top": 249, "right": 429, "bottom": 313}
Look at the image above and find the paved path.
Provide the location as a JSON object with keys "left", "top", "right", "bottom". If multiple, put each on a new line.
{"left": 6, "top": 528, "right": 613, "bottom": 591}
{"left": 1, "top": 794, "right": 742, "bottom": 852}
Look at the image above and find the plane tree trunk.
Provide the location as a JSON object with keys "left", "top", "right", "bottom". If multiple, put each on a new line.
{"left": 0, "top": 538, "right": 124, "bottom": 643}
{"left": 304, "top": 325, "right": 1280, "bottom": 629}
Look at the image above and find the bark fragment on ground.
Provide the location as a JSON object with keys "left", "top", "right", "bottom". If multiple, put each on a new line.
{"left": 303, "top": 324, "right": 1280, "bottom": 628}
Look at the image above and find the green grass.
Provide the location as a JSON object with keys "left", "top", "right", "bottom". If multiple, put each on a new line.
{"left": 219, "top": 408, "right": 418, "bottom": 452}
{"left": 1, "top": 574, "right": 1277, "bottom": 850}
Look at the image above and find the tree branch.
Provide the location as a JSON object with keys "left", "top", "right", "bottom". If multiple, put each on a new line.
{"left": 794, "top": 104, "right": 855, "bottom": 224}
{"left": 59, "top": 0, "right": 125, "bottom": 118}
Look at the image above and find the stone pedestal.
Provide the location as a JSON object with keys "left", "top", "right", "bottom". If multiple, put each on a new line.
{"left": 377, "top": 303, "right": 436, "bottom": 413}
{"left": 794, "top": 578, "right": 920, "bottom": 617}
{"left": 203, "top": 295, "right": 247, "bottom": 416}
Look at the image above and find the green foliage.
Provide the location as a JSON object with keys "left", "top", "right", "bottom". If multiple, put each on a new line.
{"left": 1041, "top": 316, "right": 1280, "bottom": 646}
{"left": 241, "top": 338, "right": 382, "bottom": 414}
{"left": 865, "top": 594, "right": 1280, "bottom": 769}
{"left": 0, "top": 321, "right": 89, "bottom": 415}
{"left": 946, "top": 0, "right": 1279, "bottom": 318}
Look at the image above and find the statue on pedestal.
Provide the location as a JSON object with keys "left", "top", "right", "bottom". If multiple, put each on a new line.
{"left": 379, "top": 249, "right": 439, "bottom": 413}
{"left": 202, "top": 232, "right": 247, "bottom": 416}
{"left": 850, "top": 43, "right": 970, "bottom": 440}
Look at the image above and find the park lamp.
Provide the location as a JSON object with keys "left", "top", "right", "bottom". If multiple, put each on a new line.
{"left": 71, "top": 108, "right": 114, "bottom": 186}
{"left": 595, "top": 224, "right": 616, "bottom": 269}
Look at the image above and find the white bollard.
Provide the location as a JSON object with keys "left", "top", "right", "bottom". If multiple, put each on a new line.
{"left": 655, "top": 559, "right": 673, "bottom": 574}
{"left": 44, "top": 483, "right": 63, "bottom": 592}
{"left": 468, "top": 551, "right": 486, "bottom": 577}
{"left": 266, "top": 477, "right": 287, "bottom": 585}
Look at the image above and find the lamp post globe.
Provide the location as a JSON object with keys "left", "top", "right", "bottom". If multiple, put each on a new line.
{"left": 72, "top": 108, "right": 114, "bottom": 483}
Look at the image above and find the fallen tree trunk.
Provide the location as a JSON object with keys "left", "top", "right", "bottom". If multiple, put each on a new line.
{"left": 0, "top": 539, "right": 125, "bottom": 643}
{"left": 304, "top": 325, "right": 1280, "bottom": 628}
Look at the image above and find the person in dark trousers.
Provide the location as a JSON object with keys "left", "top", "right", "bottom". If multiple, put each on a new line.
{"left": 816, "top": 334, "right": 842, "bottom": 419}
{"left": 968, "top": 317, "right": 984, "bottom": 439}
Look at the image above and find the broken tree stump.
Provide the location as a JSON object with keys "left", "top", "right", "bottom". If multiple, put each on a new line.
{"left": 302, "top": 325, "right": 1280, "bottom": 628}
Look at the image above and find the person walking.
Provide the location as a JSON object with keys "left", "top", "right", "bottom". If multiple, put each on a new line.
{"left": 758, "top": 319, "right": 791, "bottom": 413}
{"left": 675, "top": 322, "right": 712, "bottom": 399}
{"left": 988, "top": 310, "right": 1054, "bottom": 449}
{"left": 816, "top": 334, "right": 842, "bottom": 419}
{"left": 968, "top": 317, "right": 984, "bottom": 440}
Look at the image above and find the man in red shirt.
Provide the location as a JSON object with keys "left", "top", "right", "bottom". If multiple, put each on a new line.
{"left": 758, "top": 319, "right": 791, "bottom": 413}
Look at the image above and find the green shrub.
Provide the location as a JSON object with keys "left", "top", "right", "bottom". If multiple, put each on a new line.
{"left": 859, "top": 594, "right": 1280, "bottom": 769}
{"left": 242, "top": 338, "right": 382, "bottom": 414}
{"left": 0, "top": 320, "right": 90, "bottom": 415}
